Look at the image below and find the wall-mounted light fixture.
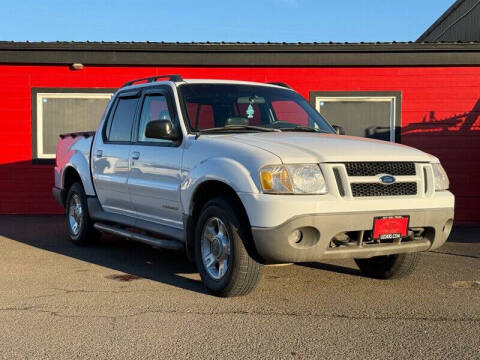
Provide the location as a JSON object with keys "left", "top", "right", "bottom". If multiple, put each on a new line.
{"left": 70, "top": 63, "right": 84, "bottom": 70}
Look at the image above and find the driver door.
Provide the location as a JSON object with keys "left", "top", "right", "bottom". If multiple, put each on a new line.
{"left": 127, "top": 89, "right": 183, "bottom": 229}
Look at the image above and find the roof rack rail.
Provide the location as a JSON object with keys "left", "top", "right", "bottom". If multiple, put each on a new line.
{"left": 267, "top": 82, "right": 291, "bottom": 89}
{"left": 122, "top": 74, "right": 183, "bottom": 87}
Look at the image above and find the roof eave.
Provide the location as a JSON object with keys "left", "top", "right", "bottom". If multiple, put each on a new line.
{"left": 1, "top": 41, "right": 480, "bottom": 66}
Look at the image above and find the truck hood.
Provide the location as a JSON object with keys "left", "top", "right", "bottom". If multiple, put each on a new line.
{"left": 224, "top": 132, "right": 436, "bottom": 163}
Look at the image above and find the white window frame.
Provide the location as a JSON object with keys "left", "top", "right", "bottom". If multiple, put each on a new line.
{"left": 315, "top": 96, "right": 397, "bottom": 142}
{"left": 36, "top": 92, "right": 113, "bottom": 159}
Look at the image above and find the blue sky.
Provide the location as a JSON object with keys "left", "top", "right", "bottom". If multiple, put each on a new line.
{"left": 0, "top": 0, "right": 454, "bottom": 42}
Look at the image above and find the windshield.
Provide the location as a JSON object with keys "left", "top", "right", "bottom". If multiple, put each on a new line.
{"left": 179, "top": 83, "right": 334, "bottom": 133}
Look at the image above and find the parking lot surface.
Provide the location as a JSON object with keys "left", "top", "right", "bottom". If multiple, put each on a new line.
{"left": 0, "top": 216, "right": 479, "bottom": 359}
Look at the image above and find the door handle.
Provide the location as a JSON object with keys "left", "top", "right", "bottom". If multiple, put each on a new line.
{"left": 95, "top": 150, "right": 103, "bottom": 158}
{"left": 131, "top": 151, "right": 140, "bottom": 160}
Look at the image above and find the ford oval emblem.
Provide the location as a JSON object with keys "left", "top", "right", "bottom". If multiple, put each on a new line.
{"left": 380, "top": 175, "right": 396, "bottom": 184}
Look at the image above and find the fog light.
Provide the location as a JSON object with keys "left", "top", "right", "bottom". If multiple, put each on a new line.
{"left": 289, "top": 229, "right": 303, "bottom": 244}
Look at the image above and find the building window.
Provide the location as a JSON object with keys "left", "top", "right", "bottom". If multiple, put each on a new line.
{"left": 310, "top": 91, "right": 401, "bottom": 142}
{"left": 33, "top": 89, "right": 115, "bottom": 160}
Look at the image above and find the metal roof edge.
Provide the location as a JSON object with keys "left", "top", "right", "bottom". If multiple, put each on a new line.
{"left": 1, "top": 41, "right": 480, "bottom": 66}
{"left": 2, "top": 40, "right": 480, "bottom": 51}
{"left": 417, "top": 0, "right": 466, "bottom": 42}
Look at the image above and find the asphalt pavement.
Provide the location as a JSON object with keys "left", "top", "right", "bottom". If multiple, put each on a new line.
{"left": 0, "top": 216, "right": 479, "bottom": 359}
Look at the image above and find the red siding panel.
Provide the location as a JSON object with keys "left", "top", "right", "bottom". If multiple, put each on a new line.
{"left": 0, "top": 65, "right": 478, "bottom": 223}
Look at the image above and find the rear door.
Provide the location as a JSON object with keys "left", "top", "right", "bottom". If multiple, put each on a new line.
{"left": 91, "top": 90, "right": 140, "bottom": 216}
{"left": 127, "top": 88, "right": 183, "bottom": 229}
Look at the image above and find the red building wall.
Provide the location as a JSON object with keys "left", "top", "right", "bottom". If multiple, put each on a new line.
{"left": 1, "top": 65, "right": 479, "bottom": 223}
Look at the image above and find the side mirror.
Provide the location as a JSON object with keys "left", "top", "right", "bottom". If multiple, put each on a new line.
{"left": 145, "top": 120, "right": 180, "bottom": 141}
{"left": 332, "top": 125, "right": 345, "bottom": 135}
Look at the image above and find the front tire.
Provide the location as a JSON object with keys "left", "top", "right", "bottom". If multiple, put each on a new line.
{"left": 194, "top": 197, "right": 263, "bottom": 297}
{"left": 65, "top": 182, "right": 100, "bottom": 245}
{"left": 355, "top": 253, "right": 420, "bottom": 279}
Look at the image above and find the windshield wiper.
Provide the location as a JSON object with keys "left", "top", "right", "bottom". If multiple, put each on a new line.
{"left": 199, "top": 125, "right": 281, "bottom": 133}
{"left": 276, "top": 125, "right": 329, "bottom": 133}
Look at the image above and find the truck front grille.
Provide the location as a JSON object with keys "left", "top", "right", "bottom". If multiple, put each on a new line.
{"left": 344, "top": 162, "right": 416, "bottom": 176}
{"left": 351, "top": 182, "right": 417, "bottom": 197}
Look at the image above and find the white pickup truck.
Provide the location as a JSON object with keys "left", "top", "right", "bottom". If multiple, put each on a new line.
{"left": 53, "top": 75, "right": 454, "bottom": 297}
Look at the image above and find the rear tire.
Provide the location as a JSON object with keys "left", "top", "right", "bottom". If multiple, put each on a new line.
{"left": 65, "top": 182, "right": 100, "bottom": 245}
{"left": 194, "top": 197, "right": 263, "bottom": 297}
{"left": 354, "top": 253, "right": 420, "bottom": 279}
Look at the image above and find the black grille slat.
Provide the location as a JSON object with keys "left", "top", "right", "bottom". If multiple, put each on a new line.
{"left": 345, "top": 162, "right": 416, "bottom": 176}
{"left": 351, "top": 182, "right": 417, "bottom": 197}
{"left": 333, "top": 168, "right": 345, "bottom": 197}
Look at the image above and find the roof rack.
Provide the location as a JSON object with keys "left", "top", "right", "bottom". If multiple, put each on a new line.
{"left": 122, "top": 74, "right": 183, "bottom": 87}
{"left": 267, "top": 82, "right": 291, "bottom": 89}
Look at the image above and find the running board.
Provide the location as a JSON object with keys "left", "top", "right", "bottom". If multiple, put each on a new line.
{"left": 93, "top": 223, "right": 184, "bottom": 251}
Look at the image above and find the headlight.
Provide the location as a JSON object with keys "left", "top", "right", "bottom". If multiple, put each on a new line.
{"left": 260, "top": 164, "right": 328, "bottom": 194}
{"left": 432, "top": 163, "right": 449, "bottom": 191}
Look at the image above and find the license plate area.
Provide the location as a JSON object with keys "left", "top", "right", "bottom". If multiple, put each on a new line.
{"left": 372, "top": 216, "right": 409, "bottom": 241}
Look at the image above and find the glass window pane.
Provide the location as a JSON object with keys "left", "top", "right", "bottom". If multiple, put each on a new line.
{"left": 138, "top": 95, "right": 171, "bottom": 143}
{"left": 319, "top": 100, "right": 391, "bottom": 140}
{"left": 272, "top": 100, "right": 308, "bottom": 126}
{"left": 179, "top": 84, "right": 332, "bottom": 132}
{"left": 235, "top": 103, "right": 263, "bottom": 125}
{"left": 108, "top": 97, "right": 138, "bottom": 142}
{"left": 41, "top": 96, "right": 110, "bottom": 155}
{"left": 186, "top": 103, "right": 214, "bottom": 129}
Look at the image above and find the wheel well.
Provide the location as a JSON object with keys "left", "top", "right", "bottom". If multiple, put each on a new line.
{"left": 186, "top": 180, "right": 258, "bottom": 261}
{"left": 63, "top": 167, "right": 82, "bottom": 197}
{"left": 191, "top": 181, "right": 249, "bottom": 223}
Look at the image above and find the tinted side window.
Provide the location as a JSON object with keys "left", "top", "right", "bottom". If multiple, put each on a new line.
{"left": 108, "top": 97, "right": 138, "bottom": 142}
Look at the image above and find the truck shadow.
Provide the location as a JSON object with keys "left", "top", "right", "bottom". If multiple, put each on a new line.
{"left": 0, "top": 215, "right": 369, "bottom": 291}
{"left": 0, "top": 215, "right": 207, "bottom": 295}
{"left": 298, "top": 262, "right": 362, "bottom": 276}
{"left": 0, "top": 215, "right": 475, "bottom": 294}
